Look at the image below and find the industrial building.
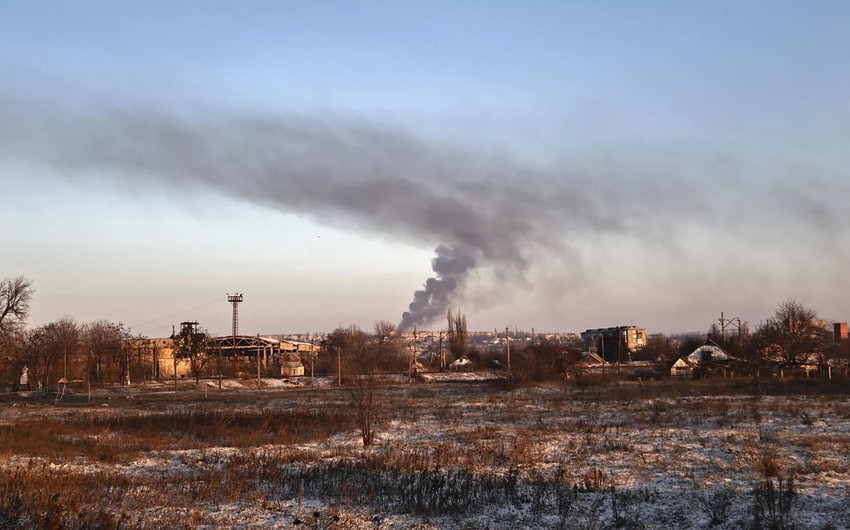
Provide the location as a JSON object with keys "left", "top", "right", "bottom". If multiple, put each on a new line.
{"left": 129, "top": 333, "right": 319, "bottom": 380}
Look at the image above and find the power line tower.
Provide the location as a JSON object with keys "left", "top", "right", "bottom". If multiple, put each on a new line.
{"left": 227, "top": 293, "right": 243, "bottom": 376}
{"left": 718, "top": 311, "right": 742, "bottom": 346}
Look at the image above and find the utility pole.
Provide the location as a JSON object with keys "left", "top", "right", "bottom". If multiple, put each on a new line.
{"left": 87, "top": 347, "right": 92, "bottom": 402}
{"left": 409, "top": 326, "right": 417, "bottom": 383}
{"left": 153, "top": 344, "right": 160, "bottom": 382}
{"left": 505, "top": 326, "right": 511, "bottom": 374}
{"left": 617, "top": 327, "right": 622, "bottom": 373}
{"left": 256, "top": 333, "right": 262, "bottom": 389}
{"left": 596, "top": 333, "right": 606, "bottom": 375}
{"left": 337, "top": 346, "right": 341, "bottom": 386}
{"left": 173, "top": 325, "right": 178, "bottom": 391}
{"left": 310, "top": 338, "right": 315, "bottom": 386}
{"left": 438, "top": 331, "right": 444, "bottom": 370}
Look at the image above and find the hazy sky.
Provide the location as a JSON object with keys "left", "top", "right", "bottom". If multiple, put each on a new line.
{"left": 1, "top": 1, "right": 848, "bottom": 336}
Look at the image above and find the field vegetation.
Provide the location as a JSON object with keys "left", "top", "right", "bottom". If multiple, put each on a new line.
{"left": 1, "top": 376, "right": 849, "bottom": 529}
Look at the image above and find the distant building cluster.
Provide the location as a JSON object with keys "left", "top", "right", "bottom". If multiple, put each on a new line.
{"left": 114, "top": 316, "right": 850, "bottom": 385}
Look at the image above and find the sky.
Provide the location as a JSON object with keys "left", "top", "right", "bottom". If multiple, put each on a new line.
{"left": 1, "top": 1, "right": 849, "bottom": 337}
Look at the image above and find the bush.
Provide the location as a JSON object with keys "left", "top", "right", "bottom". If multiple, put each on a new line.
{"left": 751, "top": 476, "right": 796, "bottom": 530}
{"left": 700, "top": 485, "right": 737, "bottom": 526}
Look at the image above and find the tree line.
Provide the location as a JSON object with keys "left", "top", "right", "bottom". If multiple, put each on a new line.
{"left": 3, "top": 274, "right": 848, "bottom": 392}
{"left": 0, "top": 276, "right": 140, "bottom": 392}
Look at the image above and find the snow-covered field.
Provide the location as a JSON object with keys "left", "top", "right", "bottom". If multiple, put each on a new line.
{"left": 1, "top": 377, "right": 849, "bottom": 529}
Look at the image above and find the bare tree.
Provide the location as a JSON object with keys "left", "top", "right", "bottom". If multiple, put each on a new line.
{"left": 511, "top": 339, "right": 577, "bottom": 383}
{"left": 446, "top": 308, "right": 469, "bottom": 361}
{"left": 321, "top": 325, "right": 367, "bottom": 374}
{"left": 21, "top": 317, "right": 77, "bottom": 393}
{"left": 21, "top": 328, "right": 48, "bottom": 391}
{"left": 635, "top": 334, "right": 677, "bottom": 362}
{"left": 373, "top": 320, "right": 396, "bottom": 341}
{"left": 0, "top": 276, "right": 34, "bottom": 334}
{"left": 83, "top": 320, "right": 130, "bottom": 385}
{"left": 756, "top": 299, "right": 830, "bottom": 368}
{"left": 52, "top": 317, "right": 79, "bottom": 382}
{"left": 345, "top": 338, "right": 384, "bottom": 447}
{"left": 372, "top": 320, "right": 406, "bottom": 371}
{"left": 125, "top": 335, "right": 156, "bottom": 382}
{"left": 2, "top": 329, "right": 27, "bottom": 390}
{"left": 173, "top": 322, "right": 208, "bottom": 384}
{"left": 0, "top": 277, "right": 34, "bottom": 386}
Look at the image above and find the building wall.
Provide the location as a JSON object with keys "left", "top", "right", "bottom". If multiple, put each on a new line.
{"left": 835, "top": 322, "right": 848, "bottom": 342}
{"left": 157, "top": 357, "right": 193, "bottom": 378}
{"left": 623, "top": 327, "right": 648, "bottom": 349}
{"left": 281, "top": 362, "right": 305, "bottom": 377}
{"left": 581, "top": 326, "right": 648, "bottom": 350}
{"left": 128, "top": 338, "right": 176, "bottom": 380}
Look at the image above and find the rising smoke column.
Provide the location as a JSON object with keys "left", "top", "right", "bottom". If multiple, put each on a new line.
{"left": 0, "top": 90, "right": 620, "bottom": 330}
{"left": 399, "top": 243, "right": 477, "bottom": 330}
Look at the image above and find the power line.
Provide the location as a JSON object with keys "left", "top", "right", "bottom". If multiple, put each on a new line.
{"left": 130, "top": 298, "right": 222, "bottom": 332}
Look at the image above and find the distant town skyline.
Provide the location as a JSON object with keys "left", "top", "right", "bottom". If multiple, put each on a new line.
{"left": 2, "top": 2, "right": 849, "bottom": 336}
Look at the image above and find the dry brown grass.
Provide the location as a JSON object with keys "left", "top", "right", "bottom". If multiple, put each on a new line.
{"left": 0, "top": 408, "right": 353, "bottom": 462}
{"left": 1, "top": 377, "right": 848, "bottom": 527}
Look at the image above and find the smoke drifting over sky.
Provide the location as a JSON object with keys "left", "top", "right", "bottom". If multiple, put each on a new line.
{"left": 2, "top": 2, "right": 849, "bottom": 334}
{"left": 0, "top": 93, "right": 624, "bottom": 330}
{"left": 3, "top": 82, "right": 850, "bottom": 331}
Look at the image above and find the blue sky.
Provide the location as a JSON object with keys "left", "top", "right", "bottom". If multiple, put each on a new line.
{"left": 1, "top": 1, "right": 849, "bottom": 335}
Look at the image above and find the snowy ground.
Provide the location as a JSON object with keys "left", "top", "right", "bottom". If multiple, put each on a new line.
{"left": 1, "top": 377, "right": 849, "bottom": 529}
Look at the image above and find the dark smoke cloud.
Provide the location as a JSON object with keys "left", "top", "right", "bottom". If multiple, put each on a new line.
{"left": 0, "top": 92, "right": 621, "bottom": 330}
{"left": 399, "top": 244, "right": 477, "bottom": 330}
{"left": 8, "top": 88, "right": 847, "bottom": 332}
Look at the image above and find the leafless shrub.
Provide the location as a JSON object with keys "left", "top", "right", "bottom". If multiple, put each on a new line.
{"left": 760, "top": 448, "right": 784, "bottom": 479}
{"left": 751, "top": 476, "right": 797, "bottom": 530}
{"left": 797, "top": 411, "right": 814, "bottom": 426}
{"left": 554, "top": 481, "right": 578, "bottom": 528}
{"left": 751, "top": 405, "right": 763, "bottom": 427}
{"left": 598, "top": 436, "right": 633, "bottom": 453}
{"left": 611, "top": 487, "right": 658, "bottom": 529}
{"left": 577, "top": 468, "right": 615, "bottom": 493}
{"left": 651, "top": 397, "right": 670, "bottom": 415}
{"left": 713, "top": 399, "right": 731, "bottom": 425}
{"left": 574, "top": 415, "right": 608, "bottom": 435}
{"left": 700, "top": 484, "right": 737, "bottom": 526}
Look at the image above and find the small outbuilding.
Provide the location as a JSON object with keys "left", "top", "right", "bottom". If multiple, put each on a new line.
{"left": 280, "top": 361, "right": 305, "bottom": 377}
